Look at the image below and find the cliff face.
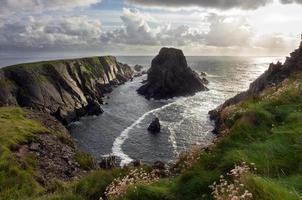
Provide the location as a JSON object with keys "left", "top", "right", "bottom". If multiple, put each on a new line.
{"left": 0, "top": 56, "right": 133, "bottom": 124}
{"left": 210, "top": 42, "right": 302, "bottom": 134}
{"left": 137, "top": 47, "right": 208, "bottom": 100}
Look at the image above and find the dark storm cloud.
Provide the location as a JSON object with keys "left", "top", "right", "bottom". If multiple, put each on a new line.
{"left": 0, "top": 0, "right": 101, "bottom": 19}
{"left": 126, "top": 0, "right": 273, "bottom": 10}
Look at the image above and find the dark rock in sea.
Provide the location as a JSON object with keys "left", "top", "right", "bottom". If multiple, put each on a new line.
{"left": 99, "top": 155, "right": 117, "bottom": 169}
{"left": 86, "top": 97, "right": 104, "bottom": 116}
{"left": 200, "top": 71, "right": 207, "bottom": 76}
{"left": 0, "top": 56, "right": 133, "bottom": 124}
{"left": 134, "top": 64, "right": 144, "bottom": 72}
{"left": 201, "top": 77, "right": 209, "bottom": 85}
{"left": 133, "top": 73, "right": 142, "bottom": 78}
{"left": 137, "top": 47, "right": 208, "bottom": 99}
{"left": 148, "top": 117, "right": 161, "bottom": 133}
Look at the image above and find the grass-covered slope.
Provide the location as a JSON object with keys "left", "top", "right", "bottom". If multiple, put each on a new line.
{"left": 0, "top": 107, "right": 47, "bottom": 199}
{"left": 0, "top": 107, "right": 114, "bottom": 200}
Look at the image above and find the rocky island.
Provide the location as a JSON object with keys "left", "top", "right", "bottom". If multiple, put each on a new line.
{"left": 137, "top": 47, "right": 208, "bottom": 99}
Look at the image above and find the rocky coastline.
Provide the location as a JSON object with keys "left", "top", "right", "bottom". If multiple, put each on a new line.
{"left": 0, "top": 56, "right": 133, "bottom": 125}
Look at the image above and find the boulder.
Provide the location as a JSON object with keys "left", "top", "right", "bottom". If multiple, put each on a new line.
{"left": 131, "top": 159, "right": 143, "bottom": 167}
{"left": 134, "top": 65, "right": 144, "bottom": 72}
{"left": 201, "top": 77, "right": 209, "bottom": 85}
{"left": 148, "top": 117, "right": 161, "bottom": 133}
{"left": 137, "top": 47, "right": 208, "bottom": 99}
{"left": 200, "top": 71, "right": 207, "bottom": 76}
{"left": 86, "top": 97, "right": 104, "bottom": 116}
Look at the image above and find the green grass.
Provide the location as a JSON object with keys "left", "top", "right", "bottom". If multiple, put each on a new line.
{"left": 0, "top": 107, "right": 47, "bottom": 200}
{"left": 74, "top": 151, "right": 96, "bottom": 170}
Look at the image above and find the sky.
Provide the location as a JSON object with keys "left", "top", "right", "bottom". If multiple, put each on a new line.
{"left": 0, "top": 0, "right": 302, "bottom": 56}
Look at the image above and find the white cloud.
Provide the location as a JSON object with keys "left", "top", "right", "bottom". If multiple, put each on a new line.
{"left": 101, "top": 8, "right": 205, "bottom": 46}
{"left": 203, "top": 14, "right": 253, "bottom": 47}
{"left": 101, "top": 8, "right": 157, "bottom": 45}
{"left": 253, "top": 33, "right": 298, "bottom": 54}
{"left": 0, "top": 16, "right": 102, "bottom": 50}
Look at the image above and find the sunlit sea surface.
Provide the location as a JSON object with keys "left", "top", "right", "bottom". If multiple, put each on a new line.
{"left": 0, "top": 55, "right": 285, "bottom": 165}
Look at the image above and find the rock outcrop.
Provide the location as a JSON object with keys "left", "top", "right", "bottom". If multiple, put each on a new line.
{"left": 0, "top": 56, "right": 133, "bottom": 124}
{"left": 137, "top": 47, "right": 208, "bottom": 100}
{"left": 134, "top": 65, "right": 144, "bottom": 72}
{"left": 210, "top": 41, "right": 302, "bottom": 135}
{"left": 148, "top": 117, "right": 161, "bottom": 133}
{"left": 14, "top": 109, "right": 90, "bottom": 182}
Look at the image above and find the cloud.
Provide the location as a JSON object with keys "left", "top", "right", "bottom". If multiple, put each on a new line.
{"left": 101, "top": 8, "right": 205, "bottom": 46}
{"left": 126, "top": 0, "right": 273, "bottom": 10}
{"left": 0, "top": 6, "right": 298, "bottom": 56}
{"left": 0, "top": 0, "right": 101, "bottom": 19}
{"left": 203, "top": 14, "right": 253, "bottom": 47}
{"left": 253, "top": 33, "right": 298, "bottom": 54}
{"left": 280, "top": 0, "right": 302, "bottom": 4}
{"left": 101, "top": 8, "right": 157, "bottom": 45}
{"left": 0, "top": 16, "right": 102, "bottom": 50}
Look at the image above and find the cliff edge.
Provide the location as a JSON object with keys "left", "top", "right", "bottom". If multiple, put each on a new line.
{"left": 0, "top": 56, "right": 133, "bottom": 124}
{"left": 210, "top": 41, "right": 302, "bottom": 135}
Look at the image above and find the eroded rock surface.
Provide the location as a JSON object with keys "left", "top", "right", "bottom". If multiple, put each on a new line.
{"left": 137, "top": 47, "right": 208, "bottom": 100}
{"left": 0, "top": 56, "right": 133, "bottom": 124}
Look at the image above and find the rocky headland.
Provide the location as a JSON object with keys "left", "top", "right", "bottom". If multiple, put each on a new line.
{"left": 137, "top": 47, "right": 208, "bottom": 99}
{"left": 210, "top": 41, "right": 302, "bottom": 135}
{"left": 0, "top": 56, "right": 133, "bottom": 125}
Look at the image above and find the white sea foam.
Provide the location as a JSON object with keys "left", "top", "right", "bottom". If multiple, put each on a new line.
{"left": 112, "top": 100, "right": 181, "bottom": 166}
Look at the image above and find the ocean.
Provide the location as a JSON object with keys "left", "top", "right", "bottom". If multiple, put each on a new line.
{"left": 69, "top": 56, "right": 285, "bottom": 166}
{"left": 0, "top": 55, "right": 285, "bottom": 166}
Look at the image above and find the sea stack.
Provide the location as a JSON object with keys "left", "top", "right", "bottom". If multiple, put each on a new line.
{"left": 137, "top": 47, "right": 208, "bottom": 99}
{"left": 148, "top": 117, "right": 161, "bottom": 133}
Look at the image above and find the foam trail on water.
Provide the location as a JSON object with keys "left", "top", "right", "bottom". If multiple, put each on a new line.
{"left": 112, "top": 99, "right": 183, "bottom": 166}
{"left": 163, "top": 119, "right": 184, "bottom": 157}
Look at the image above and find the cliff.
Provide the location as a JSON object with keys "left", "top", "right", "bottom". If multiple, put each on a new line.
{"left": 137, "top": 47, "right": 208, "bottom": 99}
{"left": 210, "top": 42, "right": 302, "bottom": 134}
{"left": 0, "top": 56, "right": 133, "bottom": 124}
